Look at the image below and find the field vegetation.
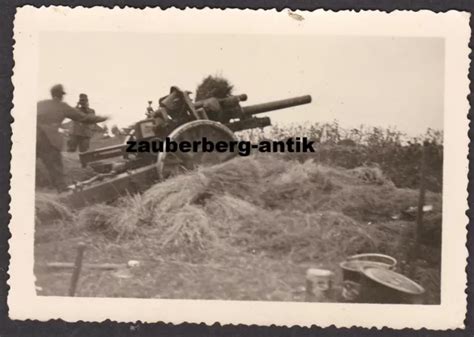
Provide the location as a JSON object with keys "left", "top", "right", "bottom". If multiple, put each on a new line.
{"left": 34, "top": 123, "right": 443, "bottom": 303}
{"left": 239, "top": 121, "right": 443, "bottom": 192}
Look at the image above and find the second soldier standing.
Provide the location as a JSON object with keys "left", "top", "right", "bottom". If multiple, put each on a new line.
{"left": 68, "top": 93, "right": 97, "bottom": 153}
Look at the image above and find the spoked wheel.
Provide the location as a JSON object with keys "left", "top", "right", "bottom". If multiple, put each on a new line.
{"left": 157, "top": 120, "right": 238, "bottom": 179}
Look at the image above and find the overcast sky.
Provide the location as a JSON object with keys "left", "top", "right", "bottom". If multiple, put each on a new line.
{"left": 38, "top": 32, "right": 444, "bottom": 136}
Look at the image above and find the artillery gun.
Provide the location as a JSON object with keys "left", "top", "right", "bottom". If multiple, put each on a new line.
{"left": 61, "top": 87, "right": 312, "bottom": 208}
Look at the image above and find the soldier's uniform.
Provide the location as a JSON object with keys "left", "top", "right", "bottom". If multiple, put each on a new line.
{"left": 37, "top": 85, "right": 106, "bottom": 191}
{"left": 67, "top": 95, "right": 96, "bottom": 152}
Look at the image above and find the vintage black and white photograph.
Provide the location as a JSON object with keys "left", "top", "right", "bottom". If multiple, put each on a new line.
{"left": 8, "top": 7, "right": 469, "bottom": 329}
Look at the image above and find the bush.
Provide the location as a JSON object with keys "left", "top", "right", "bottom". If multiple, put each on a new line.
{"left": 195, "top": 75, "right": 234, "bottom": 101}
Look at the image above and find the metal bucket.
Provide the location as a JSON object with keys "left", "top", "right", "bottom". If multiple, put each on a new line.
{"left": 339, "top": 254, "right": 397, "bottom": 302}
{"left": 340, "top": 253, "right": 397, "bottom": 283}
{"left": 360, "top": 267, "right": 425, "bottom": 304}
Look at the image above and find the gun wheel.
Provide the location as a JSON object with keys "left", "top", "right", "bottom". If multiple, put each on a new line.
{"left": 157, "top": 120, "right": 238, "bottom": 179}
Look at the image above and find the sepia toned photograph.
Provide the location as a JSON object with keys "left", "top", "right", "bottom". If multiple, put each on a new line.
{"left": 8, "top": 7, "right": 470, "bottom": 329}
{"left": 34, "top": 31, "right": 444, "bottom": 303}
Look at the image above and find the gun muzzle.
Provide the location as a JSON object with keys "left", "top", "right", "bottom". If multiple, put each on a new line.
{"left": 241, "top": 95, "right": 312, "bottom": 115}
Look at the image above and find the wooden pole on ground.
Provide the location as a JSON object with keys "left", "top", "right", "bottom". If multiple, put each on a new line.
{"left": 68, "top": 242, "right": 87, "bottom": 296}
{"left": 47, "top": 262, "right": 123, "bottom": 270}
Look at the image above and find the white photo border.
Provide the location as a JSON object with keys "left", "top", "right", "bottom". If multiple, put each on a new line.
{"left": 8, "top": 6, "right": 471, "bottom": 329}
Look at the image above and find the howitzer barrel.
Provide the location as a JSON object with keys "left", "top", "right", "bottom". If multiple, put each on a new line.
{"left": 194, "top": 94, "right": 248, "bottom": 109}
{"left": 241, "top": 95, "right": 312, "bottom": 115}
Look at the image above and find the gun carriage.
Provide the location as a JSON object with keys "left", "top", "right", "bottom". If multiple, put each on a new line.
{"left": 62, "top": 87, "right": 312, "bottom": 208}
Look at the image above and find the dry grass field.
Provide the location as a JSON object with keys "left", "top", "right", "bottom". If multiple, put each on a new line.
{"left": 34, "top": 149, "right": 442, "bottom": 303}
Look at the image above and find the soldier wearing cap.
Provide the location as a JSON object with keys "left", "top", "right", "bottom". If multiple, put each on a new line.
{"left": 67, "top": 93, "right": 97, "bottom": 153}
{"left": 37, "top": 84, "right": 108, "bottom": 191}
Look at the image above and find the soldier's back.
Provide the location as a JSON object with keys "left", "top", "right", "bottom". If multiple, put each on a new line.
{"left": 37, "top": 99, "right": 70, "bottom": 150}
{"left": 37, "top": 99, "right": 69, "bottom": 125}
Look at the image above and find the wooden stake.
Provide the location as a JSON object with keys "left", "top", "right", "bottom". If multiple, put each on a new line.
{"left": 68, "top": 242, "right": 87, "bottom": 297}
{"left": 409, "top": 142, "right": 428, "bottom": 277}
{"left": 415, "top": 142, "right": 428, "bottom": 257}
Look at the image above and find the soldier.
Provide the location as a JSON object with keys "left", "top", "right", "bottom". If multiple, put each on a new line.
{"left": 37, "top": 84, "right": 108, "bottom": 192}
{"left": 67, "top": 93, "right": 97, "bottom": 153}
{"left": 145, "top": 101, "right": 154, "bottom": 118}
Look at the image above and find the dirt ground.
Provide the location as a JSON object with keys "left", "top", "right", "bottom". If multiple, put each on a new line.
{"left": 34, "top": 151, "right": 442, "bottom": 304}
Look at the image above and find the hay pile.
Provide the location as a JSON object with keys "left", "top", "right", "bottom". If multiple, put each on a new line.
{"left": 38, "top": 155, "right": 441, "bottom": 263}
{"left": 75, "top": 194, "right": 150, "bottom": 241}
{"left": 35, "top": 192, "right": 72, "bottom": 226}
